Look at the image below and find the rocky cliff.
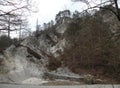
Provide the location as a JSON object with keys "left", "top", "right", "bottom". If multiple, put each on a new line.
{"left": 0, "top": 6, "right": 120, "bottom": 84}
{"left": 0, "top": 20, "right": 82, "bottom": 84}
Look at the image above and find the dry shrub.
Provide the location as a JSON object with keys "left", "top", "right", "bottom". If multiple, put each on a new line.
{"left": 46, "top": 56, "right": 61, "bottom": 71}
{"left": 59, "top": 15, "right": 120, "bottom": 82}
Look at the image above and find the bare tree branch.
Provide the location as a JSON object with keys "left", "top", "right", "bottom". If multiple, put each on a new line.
{"left": 0, "top": 0, "right": 31, "bottom": 37}
{"left": 71, "top": 0, "right": 120, "bottom": 21}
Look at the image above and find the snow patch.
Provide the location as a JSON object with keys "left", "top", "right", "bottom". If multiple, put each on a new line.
{"left": 22, "top": 77, "right": 48, "bottom": 84}
{"left": 51, "top": 67, "right": 80, "bottom": 78}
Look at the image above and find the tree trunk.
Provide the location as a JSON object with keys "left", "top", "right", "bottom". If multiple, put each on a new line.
{"left": 8, "top": 30, "right": 10, "bottom": 38}
{"left": 114, "top": 0, "right": 120, "bottom": 21}
{"left": 8, "top": 16, "right": 11, "bottom": 38}
{"left": 8, "top": 23, "right": 10, "bottom": 38}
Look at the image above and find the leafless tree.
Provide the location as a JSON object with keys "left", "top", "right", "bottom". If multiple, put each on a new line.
{"left": 0, "top": 0, "right": 31, "bottom": 16}
{"left": 0, "top": 0, "right": 32, "bottom": 37}
{"left": 72, "top": 0, "right": 120, "bottom": 21}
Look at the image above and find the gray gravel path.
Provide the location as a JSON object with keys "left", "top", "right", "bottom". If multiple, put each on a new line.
{"left": 0, "top": 84, "right": 120, "bottom": 88}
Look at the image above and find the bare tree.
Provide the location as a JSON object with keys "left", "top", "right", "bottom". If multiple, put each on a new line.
{"left": 0, "top": 0, "right": 30, "bottom": 16}
{"left": 72, "top": 0, "right": 120, "bottom": 21}
{"left": 0, "top": 0, "right": 32, "bottom": 37}
{"left": 0, "top": 13, "right": 29, "bottom": 38}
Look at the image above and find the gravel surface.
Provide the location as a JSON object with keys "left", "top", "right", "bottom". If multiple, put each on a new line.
{"left": 0, "top": 84, "right": 120, "bottom": 88}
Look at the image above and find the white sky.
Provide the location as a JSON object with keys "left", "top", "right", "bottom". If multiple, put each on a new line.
{"left": 28, "top": 0, "right": 88, "bottom": 30}
{"left": 8, "top": 0, "right": 88, "bottom": 38}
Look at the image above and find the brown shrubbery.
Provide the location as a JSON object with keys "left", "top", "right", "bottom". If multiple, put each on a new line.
{"left": 46, "top": 56, "right": 61, "bottom": 71}
{"left": 45, "top": 9, "right": 120, "bottom": 82}
{"left": 0, "top": 35, "right": 19, "bottom": 52}
{"left": 59, "top": 15, "right": 120, "bottom": 82}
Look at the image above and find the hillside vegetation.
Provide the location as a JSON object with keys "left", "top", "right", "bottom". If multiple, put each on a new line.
{"left": 47, "top": 7, "right": 120, "bottom": 83}
{"left": 0, "top": 5, "right": 120, "bottom": 84}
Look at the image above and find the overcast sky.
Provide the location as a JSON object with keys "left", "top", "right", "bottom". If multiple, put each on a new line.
{"left": 12, "top": 0, "right": 118, "bottom": 37}
{"left": 10, "top": 0, "right": 89, "bottom": 38}
{"left": 28, "top": 0, "right": 88, "bottom": 30}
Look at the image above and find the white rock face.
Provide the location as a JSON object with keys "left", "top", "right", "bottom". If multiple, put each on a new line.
{"left": 0, "top": 22, "right": 71, "bottom": 84}
{"left": 50, "top": 39, "right": 66, "bottom": 57}
{"left": 1, "top": 45, "right": 45, "bottom": 83}
{"left": 56, "top": 23, "right": 68, "bottom": 34}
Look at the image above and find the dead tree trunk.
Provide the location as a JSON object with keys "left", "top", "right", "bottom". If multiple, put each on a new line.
{"left": 114, "top": 0, "right": 120, "bottom": 21}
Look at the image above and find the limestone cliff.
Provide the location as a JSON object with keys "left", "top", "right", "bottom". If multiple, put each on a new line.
{"left": 0, "top": 20, "right": 76, "bottom": 84}
{"left": 0, "top": 6, "right": 120, "bottom": 84}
